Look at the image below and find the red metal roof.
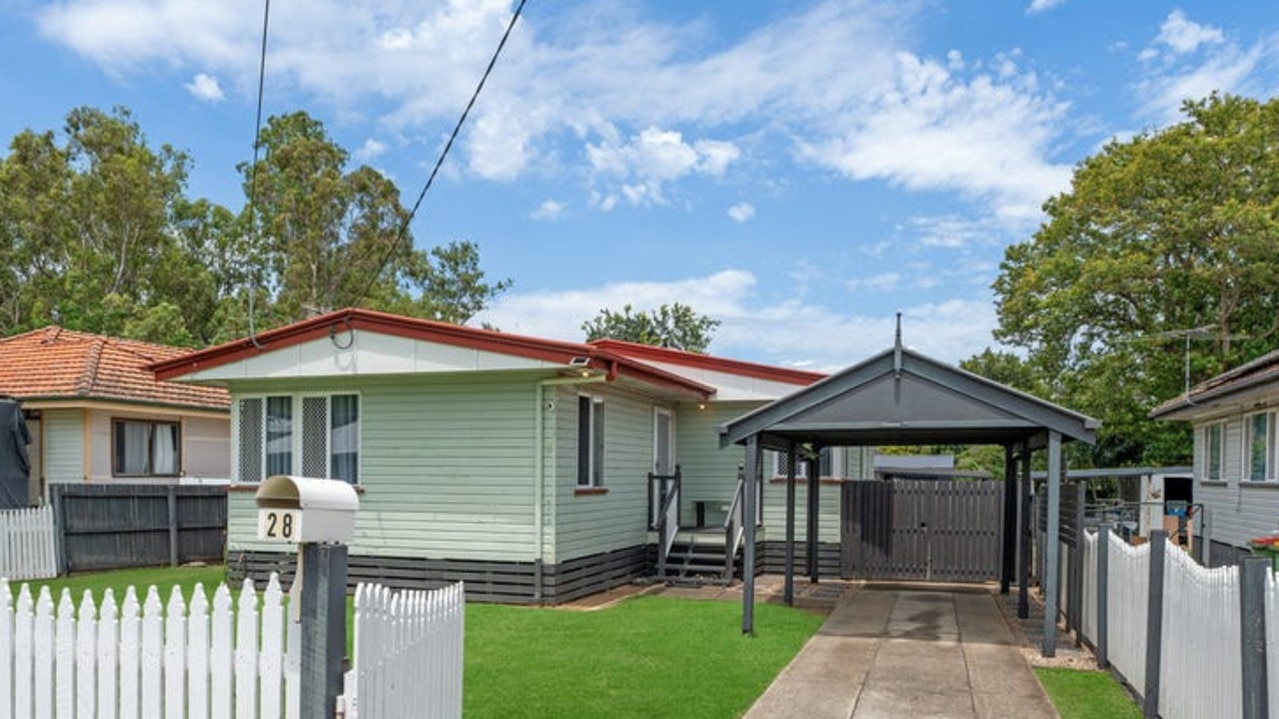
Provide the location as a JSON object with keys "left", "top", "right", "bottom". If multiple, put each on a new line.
{"left": 0, "top": 326, "right": 230, "bottom": 411}
{"left": 588, "top": 338, "right": 825, "bottom": 386}
{"left": 150, "top": 308, "right": 718, "bottom": 400}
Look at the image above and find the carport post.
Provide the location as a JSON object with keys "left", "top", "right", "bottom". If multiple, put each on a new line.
{"left": 742, "top": 435, "right": 759, "bottom": 634}
{"left": 1018, "top": 443, "right": 1031, "bottom": 619}
{"left": 784, "top": 440, "right": 797, "bottom": 607}
{"left": 1000, "top": 443, "right": 1015, "bottom": 594}
{"left": 807, "top": 455, "right": 819, "bottom": 583}
{"left": 1042, "top": 430, "right": 1062, "bottom": 657}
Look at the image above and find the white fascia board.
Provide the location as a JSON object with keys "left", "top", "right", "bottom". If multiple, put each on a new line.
{"left": 174, "top": 330, "right": 561, "bottom": 382}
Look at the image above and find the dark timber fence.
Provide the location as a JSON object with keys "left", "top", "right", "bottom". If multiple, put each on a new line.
{"left": 49, "top": 484, "right": 227, "bottom": 573}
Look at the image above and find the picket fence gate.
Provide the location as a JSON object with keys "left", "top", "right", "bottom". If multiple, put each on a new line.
{"left": 343, "top": 582, "right": 465, "bottom": 719}
{"left": 0, "top": 574, "right": 465, "bottom": 719}
{"left": 0, "top": 505, "right": 58, "bottom": 581}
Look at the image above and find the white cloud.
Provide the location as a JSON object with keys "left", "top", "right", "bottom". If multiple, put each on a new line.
{"left": 353, "top": 138, "right": 388, "bottom": 163}
{"left": 727, "top": 202, "right": 755, "bottom": 223}
{"left": 184, "top": 73, "right": 224, "bottom": 102}
{"left": 1154, "top": 10, "right": 1224, "bottom": 55}
{"left": 799, "top": 51, "right": 1072, "bottom": 223}
{"left": 474, "top": 269, "right": 999, "bottom": 369}
{"left": 587, "top": 127, "right": 740, "bottom": 208}
{"left": 847, "top": 273, "right": 901, "bottom": 292}
{"left": 1026, "top": 0, "right": 1067, "bottom": 15}
{"left": 1135, "top": 13, "right": 1278, "bottom": 125}
{"left": 908, "top": 214, "right": 1012, "bottom": 250}
{"left": 530, "top": 199, "right": 566, "bottom": 221}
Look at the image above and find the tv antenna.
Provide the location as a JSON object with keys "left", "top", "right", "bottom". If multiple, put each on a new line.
{"left": 1147, "top": 325, "right": 1251, "bottom": 395}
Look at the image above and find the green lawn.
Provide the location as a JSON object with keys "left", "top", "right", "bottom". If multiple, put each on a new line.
{"left": 6, "top": 565, "right": 229, "bottom": 604}
{"left": 465, "top": 596, "right": 824, "bottom": 719}
{"left": 1035, "top": 668, "right": 1142, "bottom": 719}
{"left": 8, "top": 568, "right": 823, "bottom": 718}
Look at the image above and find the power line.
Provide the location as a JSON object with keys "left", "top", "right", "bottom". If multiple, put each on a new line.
{"left": 245, "top": 0, "right": 272, "bottom": 347}
{"left": 352, "top": 0, "right": 530, "bottom": 309}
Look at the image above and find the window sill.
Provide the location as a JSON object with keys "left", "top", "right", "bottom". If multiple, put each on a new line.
{"left": 574, "top": 486, "right": 608, "bottom": 496}
{"left": 228, "top": 483, "right": 365, "bottom": 494}
{"left": 1199, "top": 480, "right": 1228, "bottom": 487}
{"left": 1240, "top": 480, "right": 1279, "bottom": 489}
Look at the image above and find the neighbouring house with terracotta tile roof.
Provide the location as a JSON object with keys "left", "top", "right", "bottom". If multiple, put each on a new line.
{"left": 0, "top": 326, "right": 231, "bottom": 504}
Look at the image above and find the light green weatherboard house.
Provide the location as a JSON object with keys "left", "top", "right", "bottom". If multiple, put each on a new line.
{"left": 152, "top": 308, "right": 867, "bottom": 604}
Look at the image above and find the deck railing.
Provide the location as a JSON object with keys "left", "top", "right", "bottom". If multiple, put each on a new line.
{"left": 652, "top": 468, "right": 681, "bottom": 578}
{"left": 722, "top": 469, "right": 746, "bottom": 581}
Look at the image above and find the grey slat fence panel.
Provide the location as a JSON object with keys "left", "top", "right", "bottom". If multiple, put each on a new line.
{"left": 841, "top": 479, "right": 1003, "bottom": 582}
{"left": 50, "top": 484, "right": 227, "bottom": 573}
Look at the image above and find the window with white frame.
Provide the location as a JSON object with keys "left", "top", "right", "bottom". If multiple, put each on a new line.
{"left": 1205, "top": 422, "right": 1225, "bottom": 481}
{"left": 577, "top": 395, "right": 605, "bottom": 487}
{"left": 770, "top": 447, "right": 843, "bottom": 479}
{"left": 1245, "top": 412, "right": 1274, "bottom": 482}
{"left": 112, "top": 419, "right": 180, "bottom": 477}
{"left": 236, "top": 394, "right": 360, "bottom": 484}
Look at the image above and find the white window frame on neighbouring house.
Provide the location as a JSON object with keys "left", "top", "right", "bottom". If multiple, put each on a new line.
{"left": 1205, "top": 421, "right": 1225, "bottom": 481}
{"left": 112, "top": 418, "right": 181, "bottom": 477}
{"left": 235, "top": 393, "right": 361, "bottom": 485}
{"left": 577, "top": 395, "right": 605, "bottom": 487}
{"left": 770, "top": 446, "right": 843, "bottom": 479}
{"left": 1244, "top": 412, "right": 1275, "bottom": 482}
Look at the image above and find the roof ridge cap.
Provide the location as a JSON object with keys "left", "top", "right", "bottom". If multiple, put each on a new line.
{"left": 78, "top": 337, "right": 106, "bottom": 396}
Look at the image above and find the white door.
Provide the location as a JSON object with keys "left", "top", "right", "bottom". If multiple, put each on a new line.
{"left": 651, "top": 409, "right": 676, "bottom": 527}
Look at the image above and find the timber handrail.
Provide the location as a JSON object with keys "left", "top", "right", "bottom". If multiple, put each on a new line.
{"left": 722, "top": 468, "right": 746, "bottom": 580}
{"left": 652, "top": 467, "right": 681, "bottom": 578}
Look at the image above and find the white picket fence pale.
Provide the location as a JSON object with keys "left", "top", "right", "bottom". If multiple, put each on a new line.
{"left": 1076, "top": 530, "right": 1279, "bottom": 718}
{"left": 343, "top": 582, "right": 465, "bottom": 719}
{"left": 1157, "top": 543, "right": 1240, "bottom": 719}
{"left": 0, "top": 574, "right": 465, "bottom": 718}
{"left": 0, "top": 505, "right": 58, "bottom": 581}
{"left": 0, "top": 574, "right": 300, "bottom": 718}
{"left": 1104, "top": 531, "right": 1150, "bottom": 694}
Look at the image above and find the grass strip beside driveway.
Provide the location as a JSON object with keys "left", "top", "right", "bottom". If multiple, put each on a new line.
{"left": 466, "top": 596, "right": 824, "bottom": 719}
{"left": 1035, "top": 667, "right": 1141, "bottom": 719}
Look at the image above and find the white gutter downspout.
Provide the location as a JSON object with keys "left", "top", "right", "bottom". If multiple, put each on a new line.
{"left": 535, "top": 373, "right": 608, "bottom": 603}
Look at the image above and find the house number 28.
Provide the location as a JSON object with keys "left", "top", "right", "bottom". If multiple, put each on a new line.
{"left": 258, "top": 508, "right": 302, "bottom": 542}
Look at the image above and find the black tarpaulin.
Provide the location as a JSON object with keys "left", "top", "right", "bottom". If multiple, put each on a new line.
{"left": 0, "top": 398, "right": 31, "bottom": 508}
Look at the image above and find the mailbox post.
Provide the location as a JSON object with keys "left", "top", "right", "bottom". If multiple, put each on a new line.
{"left": 256, "top": 476, "right": 359, "bottom": 718}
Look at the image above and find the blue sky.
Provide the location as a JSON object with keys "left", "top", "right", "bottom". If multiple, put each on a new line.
{"left": 2, "top": 1, "right": 1277, "bottom": 371}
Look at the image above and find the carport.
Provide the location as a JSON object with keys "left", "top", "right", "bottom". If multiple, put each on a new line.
{"left": 718, "top": 327, "right": 1098, "bottom": 656}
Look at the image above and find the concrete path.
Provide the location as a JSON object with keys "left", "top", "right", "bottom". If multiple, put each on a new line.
{"left": 743, "top": 585, "right": 1057, "bottom": 719}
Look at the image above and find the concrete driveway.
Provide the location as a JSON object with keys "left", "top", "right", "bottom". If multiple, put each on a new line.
{"left": 742, "top": 585, "right": 1058, "bottom": 719}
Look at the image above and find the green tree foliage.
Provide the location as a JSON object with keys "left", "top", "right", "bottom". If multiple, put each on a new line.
{"left": 242, "top": 111, "right": 510, "bottom": 326}
{"left": 989, "top": 93, "right": 1279, "bottom": 466}
{"left": 582, "top": 303, "right": 720, "bottom": 353}
{"left": 0, "top": 107, "right": 509, "bottom": 346}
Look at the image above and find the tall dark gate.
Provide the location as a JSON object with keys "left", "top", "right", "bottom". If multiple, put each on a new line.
{"left": 841, "top": 479, "right": 1004, "bottom": 582}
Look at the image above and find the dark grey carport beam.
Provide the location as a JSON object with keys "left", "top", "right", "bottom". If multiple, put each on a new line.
{"left": 717, "top": 338, "right": 1098, "bottom": 659}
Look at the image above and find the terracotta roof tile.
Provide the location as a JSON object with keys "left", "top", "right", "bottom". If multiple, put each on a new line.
{"left": 0, "top": 326, "right": 229, "bottom": 411}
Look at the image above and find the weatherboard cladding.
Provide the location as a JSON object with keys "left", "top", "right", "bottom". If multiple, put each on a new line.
{"left": 1181, "top": 406, "right": 1279, "bottom": 551}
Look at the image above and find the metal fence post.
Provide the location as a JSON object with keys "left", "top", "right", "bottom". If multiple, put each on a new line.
{"left": 1096, "top": 526, "right": 1109, "bottom": 669}
{"left": 1143, "top": 530, "right": 1167, "bottom": 719}
{"left": 300, "top": 543, "right": 348, "bottom": 719}
{"left": 1239, "top": 555, "right": 1269, "bottom": 719}
{"left": 167, "top": 485, "right": 179, "bottom": 567}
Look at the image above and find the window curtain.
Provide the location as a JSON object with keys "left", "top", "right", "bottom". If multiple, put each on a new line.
{"left": 118, "top": 421, "right": 150, "bottom": 474}
{"left": 330, "top": 395, "right": 359, "bottom": 484}
{"left": 153, "top": 423, "right": 179, "bottom": 475}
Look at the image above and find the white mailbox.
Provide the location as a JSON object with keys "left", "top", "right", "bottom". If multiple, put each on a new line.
{"left": 255, "top": 475, "right": 359, "bottom": 544}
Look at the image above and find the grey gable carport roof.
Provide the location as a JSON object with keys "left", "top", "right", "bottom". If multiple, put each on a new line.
{"left": 718, "top": 345, "right": 1099, "bottom": 450}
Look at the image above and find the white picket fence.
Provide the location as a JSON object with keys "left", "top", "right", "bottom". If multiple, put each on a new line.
{"left": 0, "top": 574, "right": 465, "bottom": 718}
{"left": 0, "top": 505, "right": 58, "bottom": 581}
{"left": 343, "top": 582, "right": 465, "bottom": 719}
{"left": 1074, "top": 530, "right": 1279, "bottom": 719}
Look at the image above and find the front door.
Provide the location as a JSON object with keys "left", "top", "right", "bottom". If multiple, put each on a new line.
{"left": 651, "top": 409, "right": 676, "bottom": 527}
